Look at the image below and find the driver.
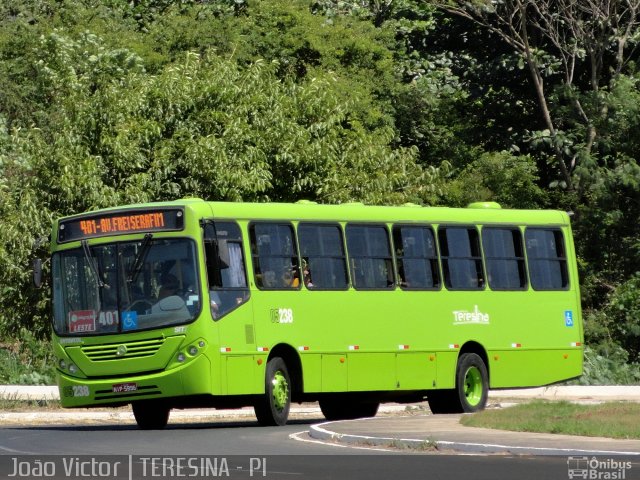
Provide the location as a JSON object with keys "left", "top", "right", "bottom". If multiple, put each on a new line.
{"left": 158, "top": 273, "right": 180, "bottom": 300}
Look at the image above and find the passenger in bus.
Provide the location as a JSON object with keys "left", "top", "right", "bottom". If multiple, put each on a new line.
{"left": 281, "top": 267, "right": 300, "bottom": 288}
{"left": 261, "top": 270, "right": 277, "bottom": 287}
{"left": 303, "top": 264, "right": 313, "bottom": 288}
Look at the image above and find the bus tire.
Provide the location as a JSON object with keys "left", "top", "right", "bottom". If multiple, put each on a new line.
{"left": 132, "top": 401, "right": 170, "bottom": 430}
{"left": 428, "top": 353, "right": 488, "bottom": 414}
{"left": 254, "top": 357, "right": 291, "bottom": 426}
{"left": 319, "top": 397, "right": 380, "bottom": 421}
{"left": 456, "top": 352, "right": 488, "bottom": 412}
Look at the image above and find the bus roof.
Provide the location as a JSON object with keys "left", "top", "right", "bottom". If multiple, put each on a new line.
{"left": 56, "top": 198, "right": 570, "bottom": 228}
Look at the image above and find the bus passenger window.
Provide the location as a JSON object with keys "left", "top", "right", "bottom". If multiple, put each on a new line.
{"left": 204, "top": 221, "right": 249, "bottom": 319}
{"left": 525, "top": 228, "right": 569, "bottom": 290}
{"left": 250, "top": 223, "right": 300, "bottom": 290}
{"left": 439, "top": 227, "right": 484, "bottom": 290}
{"left": 482, "top": 227, "right": 527, "bottom": 290}
{"left": 346, "top": 225, "right": 394, "bottom": 290}
{"left": 393, "top": 225, "right": 440, "bottom": 290}
{"left": 298, "top": 223, "right": 348, "bottom": 290}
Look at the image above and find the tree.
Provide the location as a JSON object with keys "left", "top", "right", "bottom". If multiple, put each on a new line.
{"left": 433, "top": 0, "right": 640, "bottom": 195}
{"left": 0, "top": 29, "right": 446, "bottom": 336}
{"left": 0, "top": 120, "right": 51, "bottom": 336}
{"left": 443, "top": 151, "right": 547, "bottom": 208}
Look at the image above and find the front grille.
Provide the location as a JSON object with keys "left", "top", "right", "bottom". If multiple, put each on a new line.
{"left": 82, "top": 338, "right": 165, "bottom": 361}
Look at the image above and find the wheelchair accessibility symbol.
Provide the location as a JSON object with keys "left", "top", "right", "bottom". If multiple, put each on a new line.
{"left": 565, "top": 310, "right": 574, "bottom": 327}
{"left": 122, "top": 311, "right": 138, "bottom": 330}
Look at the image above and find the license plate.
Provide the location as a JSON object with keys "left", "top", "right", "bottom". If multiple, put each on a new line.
{"left": 112, "top": 382, "right": 138, "bottom": 393}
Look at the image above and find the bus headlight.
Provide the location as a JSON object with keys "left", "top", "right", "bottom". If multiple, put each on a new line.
{"left": 188, "top": 346, "right": 198, "bottom": 356}
{"left": 58, "top": 359, "right": 67, "bottom": 370}
{"left": 68, "top": 363, "right": 78, "bottom": 374}
{"left": 177, "top": 353, "right": 186, "bottom": 363}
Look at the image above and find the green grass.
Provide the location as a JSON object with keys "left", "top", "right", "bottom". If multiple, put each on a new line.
{"left": 0, "top": 330, "right": 56, "bottom": 385}
{"left": 461, "top": 401, "right": 640, "bottom": 439}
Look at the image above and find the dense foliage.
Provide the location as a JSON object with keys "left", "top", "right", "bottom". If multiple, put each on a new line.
{"left": 0, "top": 0, "right": 638, "bottom": 383}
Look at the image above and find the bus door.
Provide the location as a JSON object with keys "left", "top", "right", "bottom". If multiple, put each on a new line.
{"left": 203, "top": 221, "right": 255, "bottom": 395}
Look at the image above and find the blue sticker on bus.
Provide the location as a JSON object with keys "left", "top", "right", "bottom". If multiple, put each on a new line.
{"left": 122, "top": 311, "right": 138, "bottom": 331}
{"left": 565, "top": 310, "right": 574, "bottom": 327}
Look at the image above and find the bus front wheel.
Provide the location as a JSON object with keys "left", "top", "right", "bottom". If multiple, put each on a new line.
{"left": 428, "top": 353, "right": 488, "bottom": 414}
{"left": 254, "top": 357, "right": 291, "bottom": 426}
{"left": 132, "top": 400, "right": 170, "bottom": 430}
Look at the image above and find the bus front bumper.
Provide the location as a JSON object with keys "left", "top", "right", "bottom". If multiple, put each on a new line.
{"left": 57, "top": 354, "right": 212, "bottom": 408}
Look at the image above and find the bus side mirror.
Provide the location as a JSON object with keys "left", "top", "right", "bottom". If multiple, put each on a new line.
{"left": 33, "top": 258, "right": 43, "bottom": 289}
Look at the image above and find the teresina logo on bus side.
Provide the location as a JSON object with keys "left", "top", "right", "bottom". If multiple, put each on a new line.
{"left": 452, "top": 305, "right": 490, "bottom": 325}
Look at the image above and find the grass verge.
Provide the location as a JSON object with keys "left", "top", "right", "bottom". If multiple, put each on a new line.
{"left": 461, "top": 400, "right": 640, "bottom": 439}
{"left": 0, "top": 398, "right": 62, "bottom": 411}
{"left": 0, "top": 330, "right": 56, "bottom": 385}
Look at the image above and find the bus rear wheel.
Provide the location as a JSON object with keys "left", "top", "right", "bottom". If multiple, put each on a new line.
{"left": 428, "top": 353, "right": 488, "bottom": 414}
{"left": 132, "top": 400, "right": 170, "bottom": 430}
{"left": 254, "top": 357, "right": 291, "bottom": 426}
{"left": 319, "top": 396, "right": 380, "bottom": 421}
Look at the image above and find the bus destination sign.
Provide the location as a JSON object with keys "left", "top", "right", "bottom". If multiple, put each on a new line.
{"left": 58, "top": 208, "right": 184, "bottom": 243}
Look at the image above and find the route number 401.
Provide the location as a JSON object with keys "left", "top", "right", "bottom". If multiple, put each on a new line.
{"left": 271, "top": 308, "right": 294, "bottom": 324}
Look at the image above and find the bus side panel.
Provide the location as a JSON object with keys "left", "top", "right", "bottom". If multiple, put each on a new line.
{"left": 565, "top": 225, "right": 585, "bottom": 345}
{"left": 225, "top": 355, "right": 257, "bottom": 395}
{"left": 348, "top": 353, "right": 396, "bottom": 391}
{"left": 301, "top": 354, "right": 322, "bottom": 392}
{"left": 435, "top": 351, "right": 457, "bottom": 389}
{"left": 321, "top": 354, "right": 348, "bottom": 392}
{"left": 396, "top": 352, "right": 436, "bottom": 390}
{"left": 489, "top": 349, "right": 583, "bottom": 388}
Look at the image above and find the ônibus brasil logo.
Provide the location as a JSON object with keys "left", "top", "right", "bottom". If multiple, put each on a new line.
{"left": 567, "top": 457, "right": 632, "bottom": 479}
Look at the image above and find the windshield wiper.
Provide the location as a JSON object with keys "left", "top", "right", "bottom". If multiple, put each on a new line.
{"left": 81, "top": 240, "right": 107, "bottom": 288}
{"left": 127, "top": 233, "right": 153, "bottom": 284}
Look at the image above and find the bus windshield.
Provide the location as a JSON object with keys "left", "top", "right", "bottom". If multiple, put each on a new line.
{"left": 52, "top": 238, "right": 201, "bottom": 336}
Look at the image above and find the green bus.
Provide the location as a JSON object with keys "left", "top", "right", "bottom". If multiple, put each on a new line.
{"left": 47, "top": 199, "right": 583, "bottom": 429}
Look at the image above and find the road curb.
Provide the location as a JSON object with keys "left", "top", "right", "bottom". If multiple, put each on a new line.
{"left": 0, "top": 385, "right": 59, "bottom": 401}
{"left": 308, "top": 418, "right": 640, "bottom": 456}
{"left": 489, "top": 385, "right": 640, "bottom": 401}
{"left": 309, "top": 419, "right": 436, "bottom": 450}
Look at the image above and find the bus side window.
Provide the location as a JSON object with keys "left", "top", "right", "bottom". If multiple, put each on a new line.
{"left": 525, "top": 228, "right": 569, "bottom": 290}
{"left": 204, "top": 221, "right": 249, "bottom": 319}
{"left": 439, "top": 226, "right": 484, "bottom": 290}
{"left": 250, "top": 223, "right": 301, "bottom": 290}
{"left": 346, "top": 224, "right": 394, "bottom": 290}
{"left": 298, "top": 223, "right": 348, "bottom": 290}
{"left": 392, "top": 225, "right": 440, "bottom": 290}
{"left": 482, "top": 227, "right": 527, "bottom": 290}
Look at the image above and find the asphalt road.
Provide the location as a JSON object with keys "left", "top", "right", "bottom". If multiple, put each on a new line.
{"left": 3, "top": 387, "right": 640, "bottom": 480}
{"left": 0, "top": 418, "right": 629, "bottom": 480}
